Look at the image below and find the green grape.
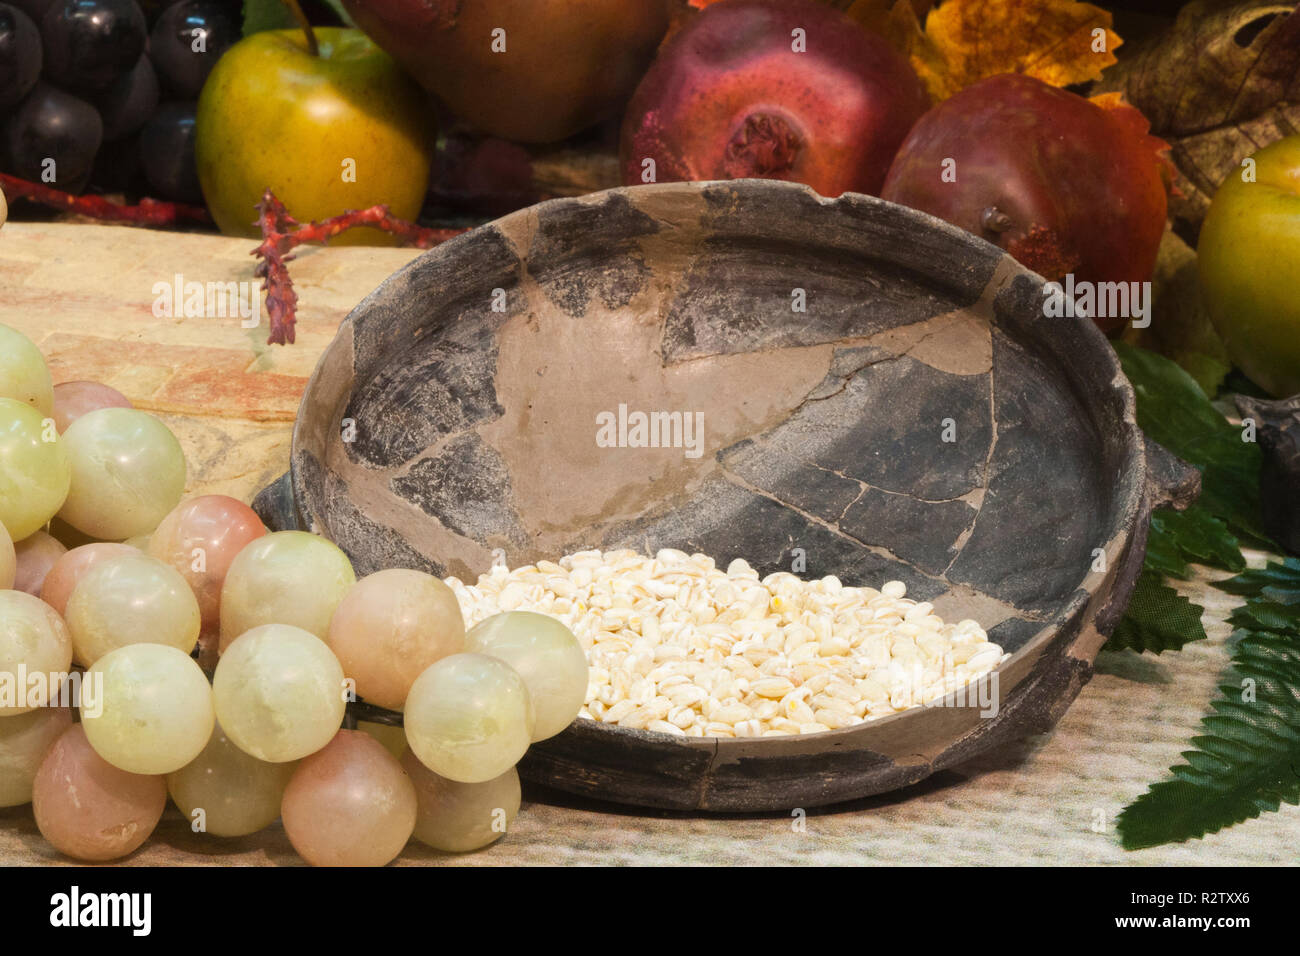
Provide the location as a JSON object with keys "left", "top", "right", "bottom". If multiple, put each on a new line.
{"left": 0, "top": 705, "right": 73, "bottom": 807}
{"left": 32, "top": 724, "right": 167, "bottom": 862}
{"left": 0, "top": 397, "right": 71, "bottom": 541}
{"left": 57, "top": 407, "right": 186, "bottom": 540}
{"left": 280, "top": 730, "right": 417, "bottom": 867}
{"left": 0, "top": 590, "right": 73, "bottom": 717}
{"left": 401, "top": 749, "right": 520, "bottom": 853}
{"left": 0, "top": 324, "right": 53, "bottom": 415}
{"left": 326, "top": 568, "right": 465, "bottom": 711}
{"left": 465, "top": 611, "right": 588, "bottom": 741}
{"left": 404, "top": 653, "right": 534, "bottom": 784}
{"left": 0, "top": 521, "right": 13, "bottom": 590}
{"left": 81, "top": 643, "right": 215, "bottom": 775}
{"left": 218, "top": 531, "right": 356, "bottom": 652}
{"left": 65, "top": 552, "right": 201, "bottom": 666}
{"left": 167, "top": 721, "right": 296, "bottom": 837}
{"left": 213, "top": 623, "right": 346, "bottom": 763}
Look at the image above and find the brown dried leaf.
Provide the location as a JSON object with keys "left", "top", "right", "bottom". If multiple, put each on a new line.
{"left": 1093, "top": 1, "right": 1300, "bottom": 231}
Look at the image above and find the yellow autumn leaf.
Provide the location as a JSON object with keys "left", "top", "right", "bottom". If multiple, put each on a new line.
{"left": 848, "top": 0, "right": 1121, "bottom": 102}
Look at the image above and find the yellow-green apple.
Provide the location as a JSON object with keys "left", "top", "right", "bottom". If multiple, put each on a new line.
{"left": 1198, "top": 135, "right": 1300, "bottom": 397}
{"left": 195, "top": 27, "right": 434, "bottom": 246}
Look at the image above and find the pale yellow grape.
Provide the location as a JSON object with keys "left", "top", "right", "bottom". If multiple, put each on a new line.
{"left": 81, "top": 643, "right": 214, "bottom": 775}
{"left": 65, "top": 552, "right": 201, "bottom": 666}
{"left": 0, "top": 325, "right": 53, "bottom": 414}
{"left": 465, "top": 611, "right": 587, "bottom": 741}
{"left": 404, "top": 653, "right": 534, "bottom": 784}
{"left": 0, "top": 397, "right": 71, "bottom": 541}
{"left": 0, "top": 590, "right": 73, "bottom": 716}
{"left": 213, "top": 623, "right": 346, "bottom": 763}
{"left": 401, "top": 749, "right": 520, "bottom": 853}
{"left": 0, "top": 705, "right": 73, "bottom": 807}
{"left": 219, "top": 531, "right": 356, "bottom": 652}
{"left": 57, "top": 407, "right": 186, "bottom": 540}
{"left": 167, "top": 722, "right": 297, "bottom": 837}
{"left": 0, "top": 522, "right": 13, "bottom": 590}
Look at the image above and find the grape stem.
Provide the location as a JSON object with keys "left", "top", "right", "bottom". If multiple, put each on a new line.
{"left": 0, "top": 172, "right": 211, "bottom": 226}
{"left": 281, "top": 0, "right": 320, "bottom": 56}
{"left": 253, "top": 189, "right": 466, "bottom": 346}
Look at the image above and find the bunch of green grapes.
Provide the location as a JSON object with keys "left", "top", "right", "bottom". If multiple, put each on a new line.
{"left": 0, "top": 323, "right": 589, "bottom": 865}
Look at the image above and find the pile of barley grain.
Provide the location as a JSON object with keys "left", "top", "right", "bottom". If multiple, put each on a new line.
{"left": 445, "top": 548, "right": 1008, "bottom": 738}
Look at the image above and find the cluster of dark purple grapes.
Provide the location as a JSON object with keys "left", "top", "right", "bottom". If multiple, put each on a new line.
{"left": 0, "top": 0, "right": 239, "bottom": 203}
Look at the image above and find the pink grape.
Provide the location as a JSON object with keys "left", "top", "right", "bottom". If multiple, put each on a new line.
{"left": 50, "top": 380, "right": 132, "bottom": 433}
{"left": 0, "top": 705, "right": 73, "bottom": 807}
{"left": 32, "top": 724, "right": 167, "bottom": 862}
{"left": 147, "top": 495, "right": 266, "bottom": 627}
{"left": 281, "top": 730, "right": 417, "bottom": 867}
{"left": 326, "top": 568, "right": 466, "bottom": 711}
{"left": 40, "top": 542, "right": 138, "bottom": 617}
{"left": 11, "top": 530, "right": 66, "bottom": 596}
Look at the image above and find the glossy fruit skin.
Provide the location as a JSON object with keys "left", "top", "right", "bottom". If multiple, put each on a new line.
{"left": 195, "top": 28, "right": 435, "bottom": 245}
{"left": 1, "top": 83, "right": 102, "bottom": 193}
{"left": 1198, "top": 135, "right": 1300, "bottom": 398}
{"left": 343, "top": 0, "right": 669, "bottom": 144}
{"left": 139, "top": 100, "right": 201, "bottom": 203}
{"left": 41, "top": 0, "right": 146, "bottom": 94}
{"left": 621, "top": 0, "right": 928, "bottom": 198}
{"left": 148, "top": 0, "right": 239, "bottom": 97}
{"left": 92, "top": 53, "right": 158, "bottom": 141}
{"left": 0, "top": 3, "right": 41, "bottom": 112}
{"left": 881, "top": 74, "right": 1169, "bottom": 332}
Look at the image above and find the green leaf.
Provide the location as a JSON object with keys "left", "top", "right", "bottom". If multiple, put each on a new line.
{"left": 1228, "top": 601, "right": 1300, "bottom": 634}
{"left": 242, "top": 0, "right": 296, "bottom": 35}
{"left": 1149, "top": 504, "right": 1245, "bottom": 574}
{"left": 1142, "top": 520, "right": 1191, "bottom": 580}
{"left": 1107, "top": 571, "right": 1208, "bottom": 654}
{"left": 1118, "top": 630, "right": 1300, "bottom": 849}
{"left": 1115, "top": 343, "right": 1271, "bottom": 548}
{"left": 1213, "top": 557, "right": 1300, "bottom": 599}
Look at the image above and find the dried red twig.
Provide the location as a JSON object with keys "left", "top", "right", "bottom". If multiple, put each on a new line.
{"left": 253, "top": 189, "right": 466, "bottom": 346}
{"left": 0, "top": 172, "right": 211, "bottom": 226}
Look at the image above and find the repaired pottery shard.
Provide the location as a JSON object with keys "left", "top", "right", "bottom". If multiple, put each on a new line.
{"left": 261, "top": 181, "right": 1172, "bottom": 811}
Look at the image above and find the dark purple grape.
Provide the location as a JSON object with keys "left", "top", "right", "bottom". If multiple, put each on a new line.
{"left": 138, "top": 99, "right": 199, "bottom": 202}
{"left": 41, "top": 0, "right": 146, "bottom": 94}
{"left": 1, "top": 82, "right": 102, "bottom": 192}
{"left": 9, "top": 0, "right": 55, "bottom": 24}
{"left": 148, "top": 0, "right": 237, "bottom": 98}
{"left": 0, "top": 4, "right": 41, "bottom": 112}
{"left": 89, "top": 132, "right": 144, "bottom": 192}
{"left": 92, "top": 53, "right": 157, "bottom": 140}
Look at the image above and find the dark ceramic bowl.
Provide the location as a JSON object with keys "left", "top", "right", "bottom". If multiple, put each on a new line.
{"left": 255, "top": 181, "right": 1194, "bottom": 811}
